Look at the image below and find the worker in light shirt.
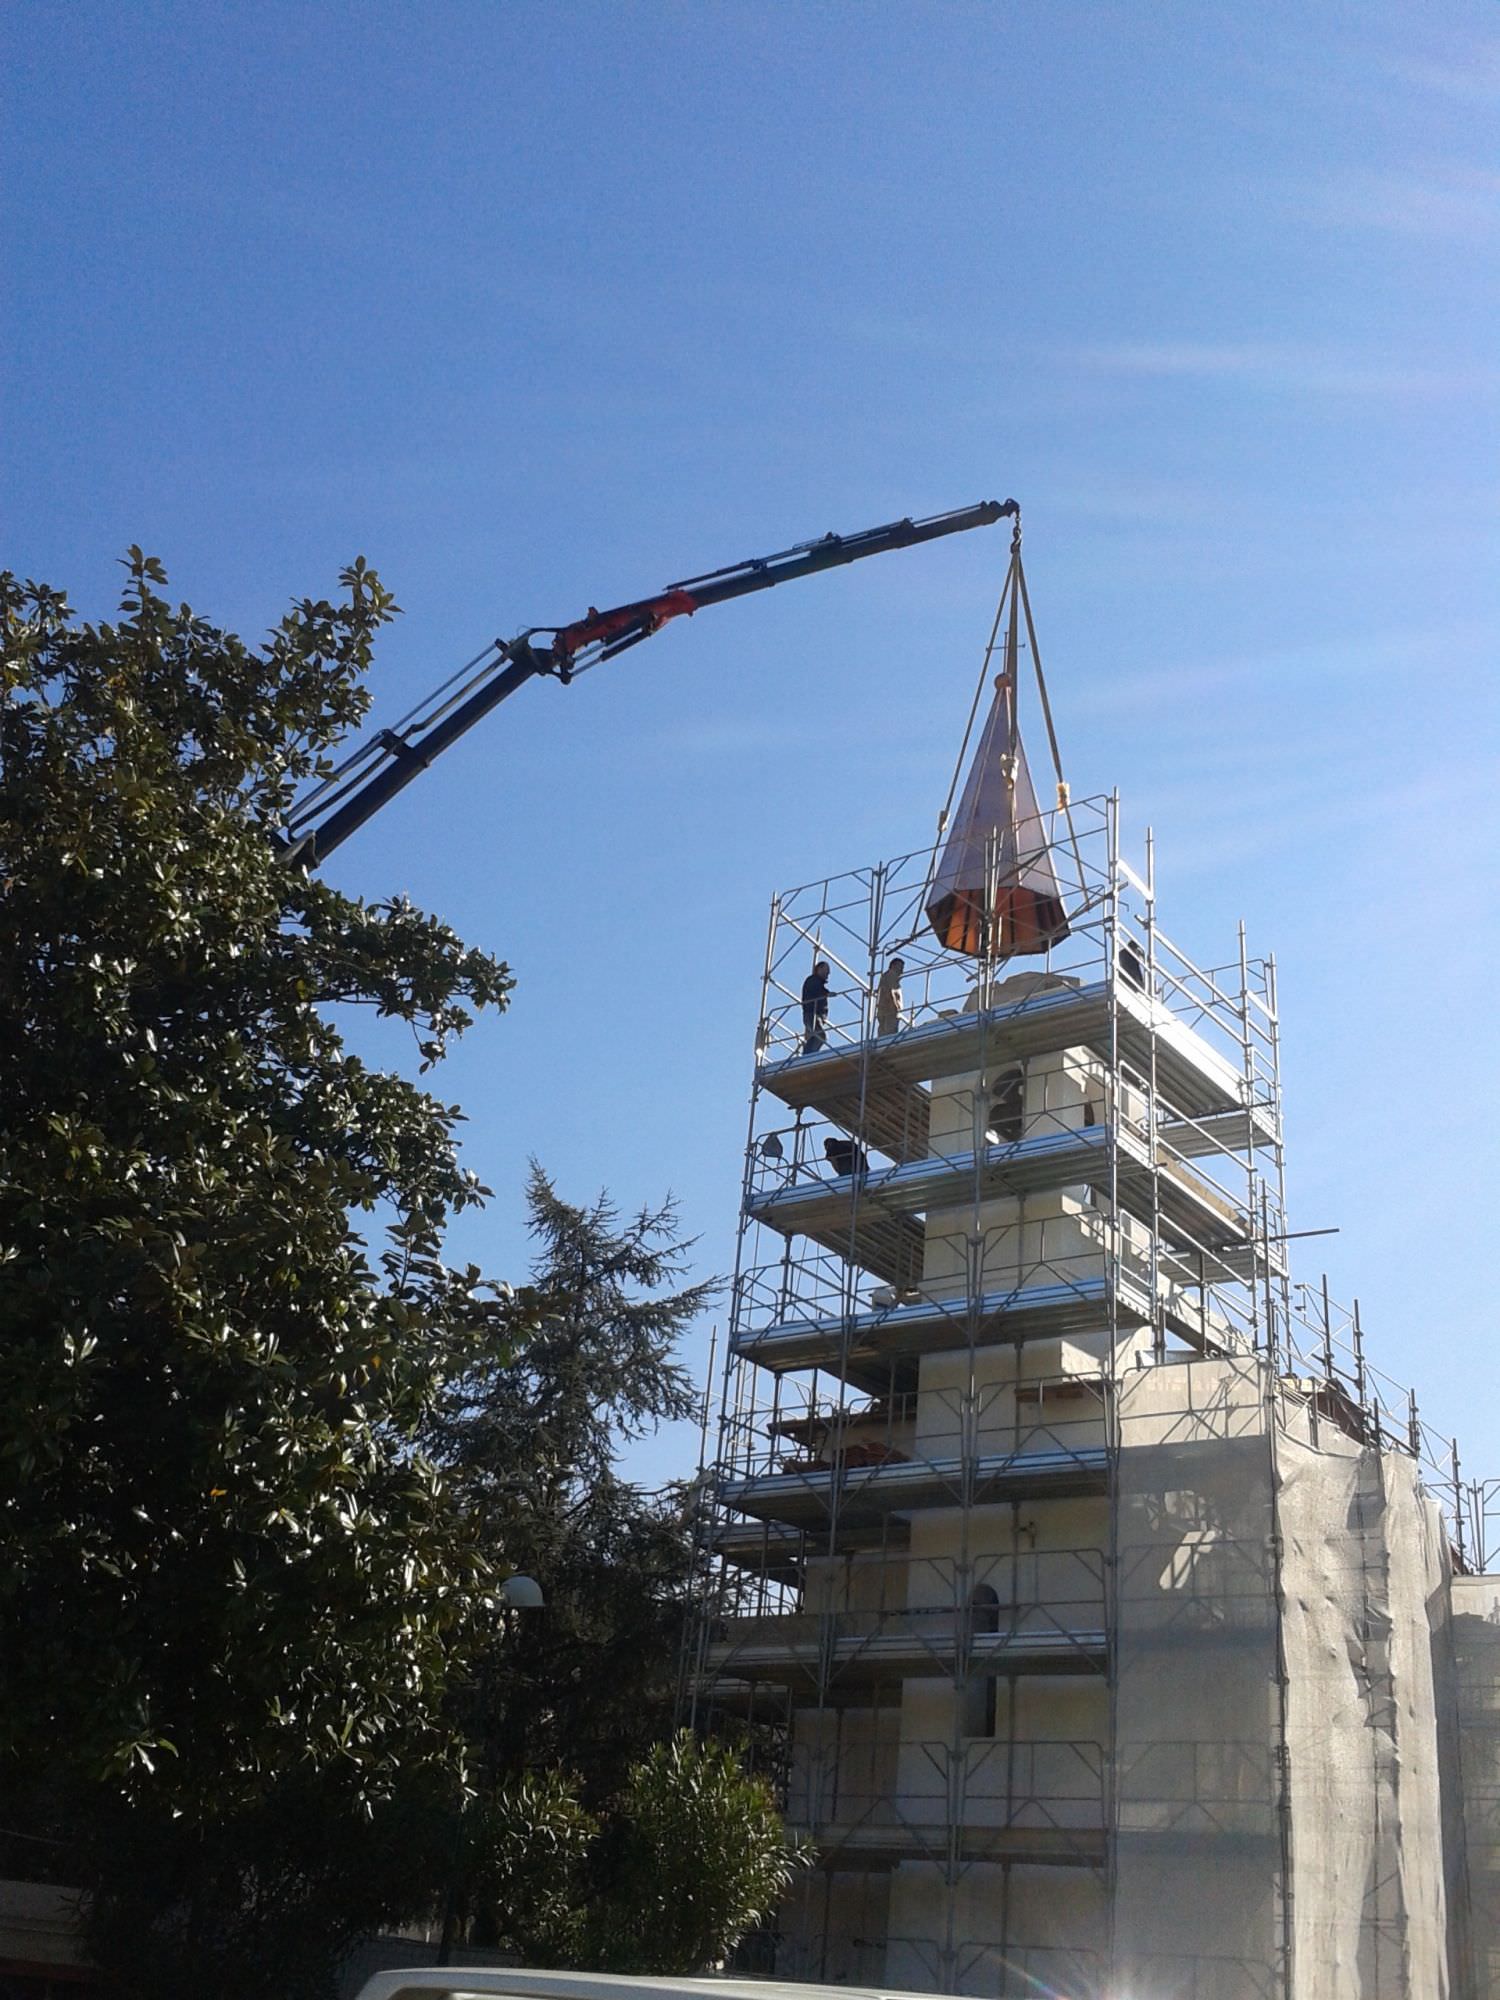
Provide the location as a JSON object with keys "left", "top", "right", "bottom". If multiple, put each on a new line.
{"left": 875, "top": 956, "right": 906, "bottom": 1038}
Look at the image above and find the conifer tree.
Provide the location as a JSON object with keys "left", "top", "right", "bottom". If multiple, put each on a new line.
{"left": 432, "top": 1162, "right": 719, "bottom": 1794}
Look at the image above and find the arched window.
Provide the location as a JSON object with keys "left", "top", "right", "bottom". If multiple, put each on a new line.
{"left": 985, "top": 1067, "right": 1025, "bottom": 1146}
{"left": 964, "top": 1584, "right": 1002, "bottom": 1736}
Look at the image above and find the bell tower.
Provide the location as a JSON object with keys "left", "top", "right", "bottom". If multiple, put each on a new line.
{"left": 690, "top": 537, "right": 1483, "bottom": 1998}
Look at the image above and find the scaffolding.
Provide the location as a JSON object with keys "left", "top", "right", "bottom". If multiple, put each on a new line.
{"left": 688, "top": 792, "right": 1486, "bottom": 2000}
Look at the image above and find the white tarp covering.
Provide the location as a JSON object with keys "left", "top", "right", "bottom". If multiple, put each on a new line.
{"left": 1451, "top": 1572, "right": 1500, "bottom": 1997}
{"left": 1112, "top": 1357, "right": 1463, "bottom": 1998}
{"left": 1278, "top": 1433, "right": 1456, "bottom": 1998}
{"left": 765, "top": 1353, "right": 1485, "bottom": 1996}
{"left": 1113, "top": 1357, "right": 1284, "bottom": 1998}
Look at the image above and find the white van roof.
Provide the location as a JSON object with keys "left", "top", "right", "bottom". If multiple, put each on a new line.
{"left": 354, "top": 1972, "right": 927, "bottom": 2000}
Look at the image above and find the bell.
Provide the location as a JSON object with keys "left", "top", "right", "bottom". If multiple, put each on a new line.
{"left": 926, "top": 673, "right": 1069, "bottom": 959}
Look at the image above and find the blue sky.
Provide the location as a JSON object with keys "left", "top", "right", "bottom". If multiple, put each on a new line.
{"left": 5, "top": 2, "right": 1498, "bottom": 1495}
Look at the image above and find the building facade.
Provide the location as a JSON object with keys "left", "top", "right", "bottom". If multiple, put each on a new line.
{"left": 692, "top": 792, "right": 1496, "bottom": 1999}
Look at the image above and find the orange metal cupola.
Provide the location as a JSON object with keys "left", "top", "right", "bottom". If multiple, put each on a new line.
{"left": 925, "top": 523, "right": 1071, "bottom": 960}
{"left": 925, "top": 669, "right": 1070, "bottom": 957}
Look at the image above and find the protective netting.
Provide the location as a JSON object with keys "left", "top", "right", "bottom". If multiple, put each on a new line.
{"left": 1112, "top": 1357, "right": 1465, "bottom": 1999}
{"left": 1113, "top": 1357, "right": 1284, "bottom": 1999}
{"left": 762, "top": 1358, "right": 1485, "bottom": 1997}
{"left": 1278, "top": 1433, "right": 1456, "bottom": 1998}
{"left": 1451, "top": 1573, "right": 1500, "bottom": 1996}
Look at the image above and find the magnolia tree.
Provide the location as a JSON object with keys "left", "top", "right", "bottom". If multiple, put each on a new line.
{"left": 0, "top": 554, "right": 524, "bottom": 1991}
{"left": 0, "top": 555, "right": 794, "bottom": 1998}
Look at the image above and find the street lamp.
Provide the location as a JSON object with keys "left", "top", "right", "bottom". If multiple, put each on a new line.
{"left": 499, "top": 1573, "right": 545, "bottom": 1611}
{"left": 437, "top": 1573, "right": 546, "bottom": 1963}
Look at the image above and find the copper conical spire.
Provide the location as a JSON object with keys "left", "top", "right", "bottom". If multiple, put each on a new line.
{"left": 925, "top": 665, "right": 1070, "bottom": 960}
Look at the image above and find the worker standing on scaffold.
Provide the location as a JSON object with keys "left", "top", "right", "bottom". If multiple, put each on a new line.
{"left": 801, "top": 960, "right": 832, "bottom": 1054}
{"left": 876, "top": 956, "right": 906, "bottom": 1038}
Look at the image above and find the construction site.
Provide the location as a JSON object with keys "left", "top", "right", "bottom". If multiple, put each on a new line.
{"left": 688, "top": 530, "right": 1500, "bottom": 1999}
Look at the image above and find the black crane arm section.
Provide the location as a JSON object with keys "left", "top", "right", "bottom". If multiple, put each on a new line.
{"left": 281, "top": 497, "right": 1016, "bottom": 866}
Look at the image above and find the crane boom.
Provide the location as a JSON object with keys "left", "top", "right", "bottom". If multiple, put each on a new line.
{"left": 282, "top": 497, "right": 1015, "bottom": 865}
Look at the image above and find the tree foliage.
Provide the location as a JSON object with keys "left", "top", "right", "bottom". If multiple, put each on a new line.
{"left": 0, "top": 552, "right": 518, "bottom": 1819}
{"left": 463, "top": 1734, "right": 804, "bottom": 1975}
{"left": 431, "top": 1163, "right": 718, "bottom": 1794}
{"left": 458, "top": 1769, "right": 598, "bottom": 1966}
{"left": 76, "top": 1770, "right": 457, "bottom": 2000}
{"left": 0, "top": 554, "right": 793, "bottom": 1998}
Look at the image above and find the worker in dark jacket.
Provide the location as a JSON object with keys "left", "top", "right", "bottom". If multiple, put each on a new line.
{"left": 824, "top": 1135, "right": 868, "bottom": 1179}
{"left": 801, "top": 960, "right": 832, "bottom": 1054}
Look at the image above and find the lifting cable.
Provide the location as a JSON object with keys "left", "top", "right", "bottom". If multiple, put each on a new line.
{"left": 1017, "top": 543, "right": 1089, "bottom": 914}
{"left": 919, "top": 508, "right": 1089, "bottom": 920}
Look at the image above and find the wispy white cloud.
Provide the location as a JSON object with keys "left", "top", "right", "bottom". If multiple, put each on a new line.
{"left": 1042, "top": 472, "right": 1246, "bottom": 529}
{"left": 1380, "top": 43, "right": 1500, "bottom": 109}
{"left": 1152, "top": 748, "right": 1500, "bottom": 885}
{"left": 1074, "top": 338, "right": 1497, "bottom": 399}
{"left": 1074, "top": 615, "right": 1499, "bottom": 721}
{"left": 1305, "top": 164, "right": 1500, "bottom": 243}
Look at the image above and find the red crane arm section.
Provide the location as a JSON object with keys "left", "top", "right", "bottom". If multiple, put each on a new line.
{"left": 553, "top": 588, "right": 699, "bottom": 660}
